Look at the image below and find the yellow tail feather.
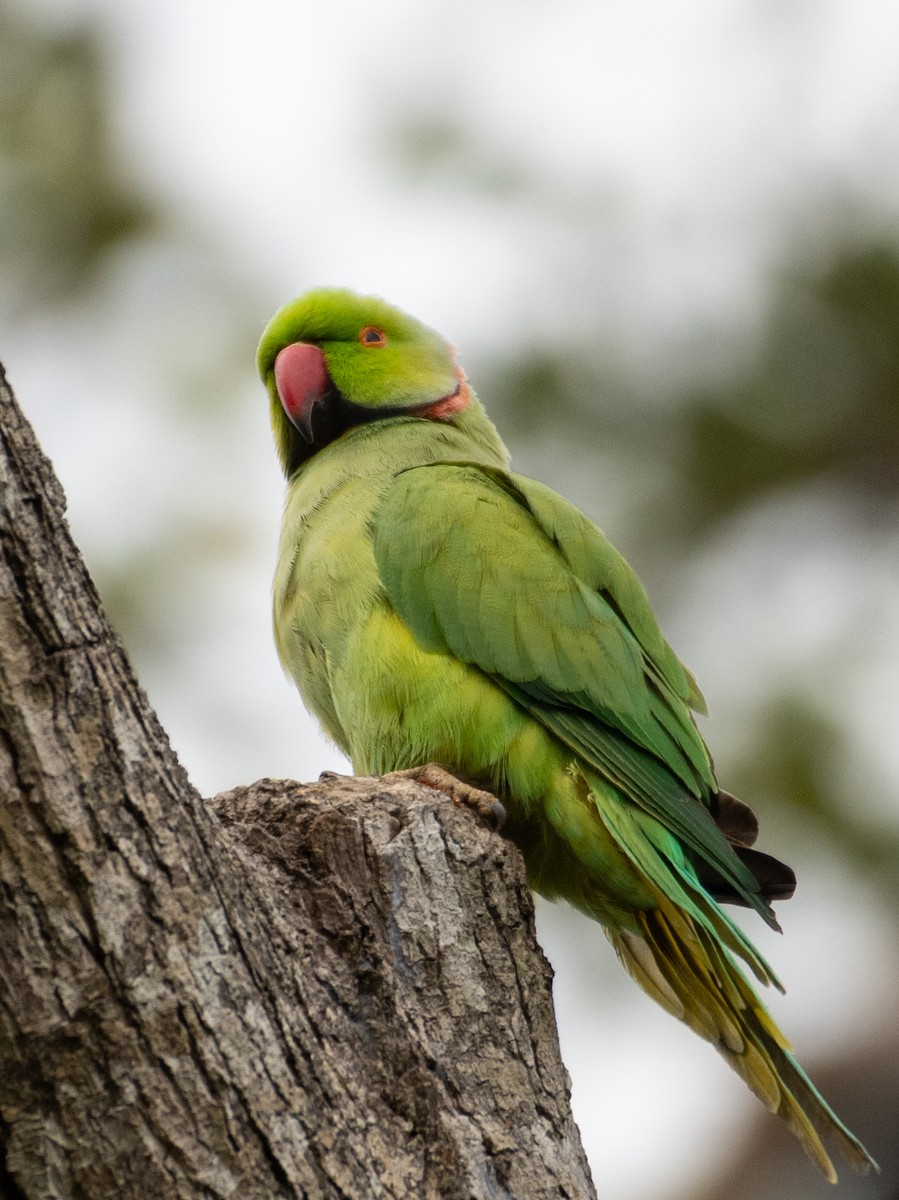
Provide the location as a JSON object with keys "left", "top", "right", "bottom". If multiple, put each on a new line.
{"left": 608, "top": 899, "right": 877, "bottom": 1182}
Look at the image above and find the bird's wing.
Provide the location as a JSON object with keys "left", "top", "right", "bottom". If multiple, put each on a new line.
{"left": 373, "top": 462, "right": 771, "bottom": 921}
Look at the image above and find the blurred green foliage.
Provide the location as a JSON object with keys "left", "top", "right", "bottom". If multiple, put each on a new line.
{"left": 735, "top": 696, "right": 899, "bottom": 888}
{"left": 483, "top": 242, "right": 899, "bottom": 528}
{"left": 0, "top": 2, "right": 151, "bottom": 303}
{"left": 684, "top": 245, "right": 899, "bottom": 521}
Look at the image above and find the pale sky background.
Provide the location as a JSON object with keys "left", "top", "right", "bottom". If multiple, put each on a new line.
{"left": 7, "top": 0, "right": 899, "bottom": 1196}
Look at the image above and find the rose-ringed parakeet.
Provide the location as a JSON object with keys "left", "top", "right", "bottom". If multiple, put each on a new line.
{"left": 257, "top": 287, "right": 876, "bottom": 1182}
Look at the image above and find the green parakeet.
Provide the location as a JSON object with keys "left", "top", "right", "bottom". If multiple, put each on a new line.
{"left": 257, "top": 287, "right": 876, "bottom": 1182}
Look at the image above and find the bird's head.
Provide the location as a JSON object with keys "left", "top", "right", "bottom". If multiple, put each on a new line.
{"left": 257, "top": 288, "right": 469, "bottom": 477}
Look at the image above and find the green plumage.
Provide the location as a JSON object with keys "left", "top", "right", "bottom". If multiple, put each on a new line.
{"left": 258, "top": 287, "right": 876, "bottom": 1182}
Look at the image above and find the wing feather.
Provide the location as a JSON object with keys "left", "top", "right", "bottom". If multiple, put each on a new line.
{"left": 373, "top": 461, "right": 774, "bottom": 925}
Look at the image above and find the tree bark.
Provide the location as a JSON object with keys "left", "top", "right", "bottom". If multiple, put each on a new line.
{"left": 0, "top": 364, "right": 596, "bottom": 1200}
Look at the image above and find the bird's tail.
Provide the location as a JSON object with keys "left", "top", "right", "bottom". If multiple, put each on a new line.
{"left": 607, "top": 896, "right": 877, "bottom": 1182}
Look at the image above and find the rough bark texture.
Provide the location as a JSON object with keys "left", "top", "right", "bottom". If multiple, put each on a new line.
{"left": 0, "top": 363, "right": 597, "bottom": 1200}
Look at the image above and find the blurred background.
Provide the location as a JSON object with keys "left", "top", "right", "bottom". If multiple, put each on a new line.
{"left": 2, "top": 0, "right": 897, "bottom": 1195}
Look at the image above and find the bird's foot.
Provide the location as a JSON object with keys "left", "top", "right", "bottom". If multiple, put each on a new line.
{"left": 383, "top": 764, "right": 506, "bottom": 831}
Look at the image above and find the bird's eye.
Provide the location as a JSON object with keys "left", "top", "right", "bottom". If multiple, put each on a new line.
{"left": 359, "top": 326, "right": 387, "bottom": 346}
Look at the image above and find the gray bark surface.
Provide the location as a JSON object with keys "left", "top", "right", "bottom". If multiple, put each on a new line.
{"left": 0, "top": 364, "right": 597, "bottom": 1200}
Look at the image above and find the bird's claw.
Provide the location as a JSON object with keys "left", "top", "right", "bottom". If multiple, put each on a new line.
{"left": 384, "top": 764, "right": 506, "bottom": 831}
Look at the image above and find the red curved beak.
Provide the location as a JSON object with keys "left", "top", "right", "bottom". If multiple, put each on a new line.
{"left": 273, "top": 342, "right": 330, "bottom": 442}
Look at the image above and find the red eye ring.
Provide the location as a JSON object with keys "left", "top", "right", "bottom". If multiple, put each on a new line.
{"left": 359, "top": 325, "right": 387, "bottom": 347}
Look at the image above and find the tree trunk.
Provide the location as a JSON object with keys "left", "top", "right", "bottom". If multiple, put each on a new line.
{"left": 0, "top": 364, "right": 596, "bottom": 1200}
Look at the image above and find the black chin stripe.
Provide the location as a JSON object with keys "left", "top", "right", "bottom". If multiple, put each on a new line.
{"left": 287, "top": 388, "right": 451, "bottom": 472}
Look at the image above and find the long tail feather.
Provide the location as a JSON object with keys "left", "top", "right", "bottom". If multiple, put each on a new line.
{"left": 608, "top": 900, "right": 878, "bottom": 1182}
{"left": 585, "top": 774, "right": 878, "bottom": 1181}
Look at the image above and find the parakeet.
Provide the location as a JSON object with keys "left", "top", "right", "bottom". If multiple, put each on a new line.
{"left": 257, "top": 287, "right": 876, "bottom": 1182}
